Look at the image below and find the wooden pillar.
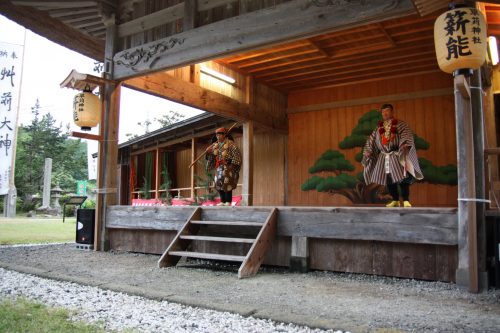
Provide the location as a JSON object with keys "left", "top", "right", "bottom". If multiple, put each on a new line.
{"left": 470, "top": 69, "right": 488, "bottom": 290}
{"left": 239, "top": 0, "right": 252, "bottom": 14}
{"left": 454, "top": 74, "right": 478, "bottom": 292}
{"left": 290, "top": 236, "right": 309, "bottom": 272}
{"left": 190, "top": 138, "right": 196, "bottom": 199}
{"left": 183, "top": 0, "right": 197, "bottom": 31}
{"left": 242, "top": 121, "right": 254, "bottom": 206}
{"left": 190, "top": 64, "right": 200, "bottom": 86}
{"left": 155, "top": 148, "right": 160, "bottom": 199}
{"left": 95, "top": 16, "right": 120, "bottom": 252}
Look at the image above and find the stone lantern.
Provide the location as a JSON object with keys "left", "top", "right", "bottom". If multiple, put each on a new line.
{"left": 51, "top": 185, "right": 63, "bottom": 216}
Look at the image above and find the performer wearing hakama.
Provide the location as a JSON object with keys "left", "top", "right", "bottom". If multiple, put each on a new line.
{"left": 206, "top": 127, "right": 242, "bottom": 206}
{"left": 362, "top": 104, "right": 423, "bottom": 207}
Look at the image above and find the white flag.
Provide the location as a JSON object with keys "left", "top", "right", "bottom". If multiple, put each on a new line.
{"left": 0, "top": 41, "right": 24, "bottom": 195}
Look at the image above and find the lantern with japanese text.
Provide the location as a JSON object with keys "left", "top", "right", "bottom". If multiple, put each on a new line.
{"left": 434, "top": 6, "right": 487, "bottom": 75}
{"left": 73, "top": 87, "right": 101, "bottom": 131}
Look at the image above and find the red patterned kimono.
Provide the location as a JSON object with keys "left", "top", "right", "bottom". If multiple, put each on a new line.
{"left": 362, "top": 119, "right": 423, "bottom": 185}
{"left": 206, "top": 139, "right": 242, "bottom": 192}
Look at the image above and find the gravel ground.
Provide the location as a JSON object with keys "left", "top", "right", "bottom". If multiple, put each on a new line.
{"left": 0, "top": 244, "right": 499, "bottom": 332}
{"left": 0, "top": 267, "right": 339, "bottom": 333}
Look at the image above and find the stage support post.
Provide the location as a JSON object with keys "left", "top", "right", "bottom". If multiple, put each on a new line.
{"left": 290, "top": 236, "right": 309, "bottom": 273}
{"left": 242, "top": 121, "right": 254, "bottom": 206}
{"left": 454, "top": 74, "right": 478, "bottom": 292}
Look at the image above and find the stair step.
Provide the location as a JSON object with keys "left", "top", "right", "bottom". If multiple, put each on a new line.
{"left": 180, "top": 235, "right": 255, "bottom": 243}
{"left": 168, "top": 251, "right": 246, "bottom": 262}
{"left": 191, "top": 220, "right": 263, "bottom": 227}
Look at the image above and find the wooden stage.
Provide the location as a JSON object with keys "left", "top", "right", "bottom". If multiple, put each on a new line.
{"left": 106, "top": 206, "right": 458, "bottom": 282}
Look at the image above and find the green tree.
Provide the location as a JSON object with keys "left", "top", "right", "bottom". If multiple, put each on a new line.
{"left": 125, "top": 111, "right": 186, "bottom": 141}
{"left": 15, "top": 99, "right": 88, "bottom": 208}
{"left": 155, "top": 110, "right": 184, "bottom": 127}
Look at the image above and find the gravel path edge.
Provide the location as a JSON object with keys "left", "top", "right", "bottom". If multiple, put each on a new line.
{"left": 0, "top": 260, "right": 366, "bottom": 333}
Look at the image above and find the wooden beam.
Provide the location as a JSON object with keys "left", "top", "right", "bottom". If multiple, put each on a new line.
{"left": 123, "top": 73, "right": 286, "bottom": 131}
{"left": 290, "top": 236, "right": 309, "bottom": 272}
{"left": 190, "top": 138, "right": 195, "bottom": 199}
{"left": 11, "top": 1, "right": 98, "bottom": 8}
{"left": 48, "top": 6, "right": 97, "bottom": 17}
{"left": 70, "top": 131, "right": 102, "bottom": 141}
{"left": 269, "top": 53, "right": 436, "bottom": 86}
{"left": 288, "top": 88, "right": 453, "bottom": 114}
{"left": 113, "top": 0, "right": 415, "bottom": 79}
{"left": 263, "top": 50, "right": 436, "bottom": 83}
{"left": 470, "top": 68, "right": 488, "bottom": 290}
{"left": 254, "top": 41, "right": 435, "bottom": 79}
{"left": 0, "top": 1, "right": 104, "bottom": 60}
{"left": 117, "top": 2, "right": 184, "bottom": 38}
{"left": 238, "top": 208, "right": 277, "bottom": 278}
{"left": 242, "top": 121, "right": 253, "bottom": 206}
{"left": 155, "top": 147, "right": 160, "bottom": 199}
{"left": 183, "top": 0, "right": 197, "bottom": 31}
{"left": 287, "top": 69, "right": 440, "bottom": 93}
{"left": 306, "top": 39, "right": 330, "bottom": 58}
{"left": 279, "top": 62, "right": 437, "bottom": 90}
{"left": 107, "top": 206, "right": 459, "bottom": 246}
{"left": 453, "top": 74, "right": 478, "bottom": 292}
{"left": 94, "top": 19, "right": 120, "bottom": 252}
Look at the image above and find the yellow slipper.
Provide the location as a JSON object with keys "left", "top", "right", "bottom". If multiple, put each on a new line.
{"left": 386, "top": 200, "right": 400, "bottom": 207}
{"left": 403, "top": 201, "right": 412, "bottom": 207}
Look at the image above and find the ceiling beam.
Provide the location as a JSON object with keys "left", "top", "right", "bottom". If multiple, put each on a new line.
{"left": 281, "top": 63, "right": 437, "bottom": 91}
{"left": 263, "top": 50, "right": 436, "bottom": 84}
{"left": 0, "top": 0, "right": 105, "bottom": 60}
{"left": 48, "top": 6, "right": 96, "bottom": 17}
{"left": 123, "top": 73, "right": 286, "bottom": 132}
{"left": 11, "top": 1, "right": 98, "bottom": 8}
{"left": 113, "top": 0, "right": 416, "bottom": 79}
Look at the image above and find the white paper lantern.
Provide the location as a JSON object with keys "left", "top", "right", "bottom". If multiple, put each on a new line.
{"left": 434, "top": 6, "right": 487, "bottom": 74}
{"left": 73, "top": 91, "right": 101, "bottom": 131}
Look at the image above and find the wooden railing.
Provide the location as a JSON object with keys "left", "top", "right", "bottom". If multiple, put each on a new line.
{"left": 131, "top": 184, "right": 242, "bottom": 200}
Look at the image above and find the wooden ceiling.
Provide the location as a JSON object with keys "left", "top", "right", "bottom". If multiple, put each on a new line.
{"left": 218, "top": 4, "right": 500, "bottom": 92}
{"left": 10, "top": 0, "right": 114, "bottom": 39}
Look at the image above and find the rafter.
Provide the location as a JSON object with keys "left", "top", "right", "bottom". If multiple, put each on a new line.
{"left": 0, "top": 1, "right": 104, "bottom": 60}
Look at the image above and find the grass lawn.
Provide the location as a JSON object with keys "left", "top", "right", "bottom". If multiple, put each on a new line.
{"left": 0, "top": 216, "right": 76, "bottom": 245}
{"left": 0, "top": 297, "right": 106, "bottom": 333}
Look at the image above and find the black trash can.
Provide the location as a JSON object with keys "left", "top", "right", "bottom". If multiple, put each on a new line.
{"left": 76, "top": 209, "right": 95, "bottom": 246}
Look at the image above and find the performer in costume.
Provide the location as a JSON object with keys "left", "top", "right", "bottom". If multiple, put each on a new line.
{"left": 362, "top": 104, "right": 423, "bottom": 207}
{"left": 206, "top": 127, "right": 242, "bottom": 206}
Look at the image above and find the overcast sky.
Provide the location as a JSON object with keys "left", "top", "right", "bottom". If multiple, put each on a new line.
{"left": 0, "top": 15, "right": 204, "bottom": 145}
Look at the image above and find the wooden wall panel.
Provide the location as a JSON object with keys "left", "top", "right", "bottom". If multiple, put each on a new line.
{"left": 309, "top": 238, "right": 457, "bottom": 282}
{"left": 287, "top": 72, "right": 458, "bottom": 207}
{"left": 200, "top": 61, "right": 247, "bottom": 103}
{"left": 175, "top": 148, "right": 192, "bottom": 189}
{"left": 108, "top": 228, "right": 456, "bottom": 282}
{"left": 253, "top": 131, "right": 286, "bottom": 205}
{"left": 166, "top": 60, "right": 247, "bottom": 103}
{"left": 109, "top": 229, "right": 177, "bottom": 254}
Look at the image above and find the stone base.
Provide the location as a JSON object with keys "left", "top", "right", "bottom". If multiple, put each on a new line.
{"left": 290, "top": 256, "right": 309, "bottom": 273}
{"left": 36, "top": 206, "right": 60, "bottom": 216}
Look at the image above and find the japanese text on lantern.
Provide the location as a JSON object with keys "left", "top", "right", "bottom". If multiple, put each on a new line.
{"left": 0, "top": 41, "right": 23, "bottom": 195}
{"left": 444, "top": 8, "right": 482, "bottom": 60}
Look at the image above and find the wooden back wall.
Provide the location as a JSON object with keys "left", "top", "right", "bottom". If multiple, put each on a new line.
{"left": 287, "top": 72, "right": 458, "bottom": 207}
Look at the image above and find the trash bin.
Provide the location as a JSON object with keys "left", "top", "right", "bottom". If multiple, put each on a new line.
{"left": 76, "top": 209, "right": 95, "bottom": 247}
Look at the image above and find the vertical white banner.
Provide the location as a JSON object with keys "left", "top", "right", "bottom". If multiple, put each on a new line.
{"left": 0, "top": 41, "right": 24, "bottom": 195}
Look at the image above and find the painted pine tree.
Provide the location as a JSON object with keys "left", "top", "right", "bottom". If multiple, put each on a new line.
{"left": 301, "top": 109, "right": 457, "bottom": 203}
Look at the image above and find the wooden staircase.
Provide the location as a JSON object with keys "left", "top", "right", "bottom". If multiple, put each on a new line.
{"left": 158, "top": 207, "right": 278, "bottom": 278}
